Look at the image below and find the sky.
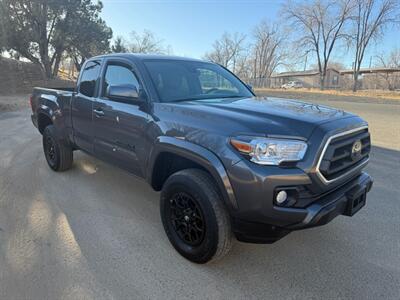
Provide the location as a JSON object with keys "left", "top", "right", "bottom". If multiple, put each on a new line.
{"left": 100, "top": 0, "right": 400, "bottom": 70}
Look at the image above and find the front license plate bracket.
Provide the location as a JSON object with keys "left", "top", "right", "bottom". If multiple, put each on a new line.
{"left": 344, "top": 186, "right": 367, "bottom": 216}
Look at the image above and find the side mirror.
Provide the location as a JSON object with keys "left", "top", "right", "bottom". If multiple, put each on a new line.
{"left": 106, "top": 84, "right": 140, "bottom": 101}
{"left": 246, "top": 83, "right": 253, "bottom": 91}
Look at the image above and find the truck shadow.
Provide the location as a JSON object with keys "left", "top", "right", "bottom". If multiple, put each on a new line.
{"left": 60, "top": 145, "right": 400, "bottom": 299}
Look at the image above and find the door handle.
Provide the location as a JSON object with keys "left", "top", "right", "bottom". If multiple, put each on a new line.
{"left": 93, "top": 108, "right": 105, "bottom": 117}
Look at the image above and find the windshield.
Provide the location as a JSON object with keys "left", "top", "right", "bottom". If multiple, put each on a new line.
{"left": 143, "top": 59, "right": 253, "bottom": 103}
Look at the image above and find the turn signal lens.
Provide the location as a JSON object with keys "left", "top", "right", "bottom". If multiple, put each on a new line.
{"left": 230, "top": 139, "right": 252, "bottom": 153}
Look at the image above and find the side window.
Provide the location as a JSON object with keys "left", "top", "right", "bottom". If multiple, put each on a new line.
{"left": 79, "top": 60, "right": 101, "bottom": 97}
{"left": 198, "top": 68, "right": 238, "bottom": 93}
{"left": 332, "top": 75, "right": 339, "bottom": 85}
{"left": 102, "top": 64, "right": 140, "bottom": 97}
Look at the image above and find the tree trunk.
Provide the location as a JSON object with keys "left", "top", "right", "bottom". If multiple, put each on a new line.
{"left": 38, "top": 2, "right": 52, "bottom": 78}
{"left": 73, "top": 55, "right": 84, "bottom": 72}
{"left": 352, "top": 70, "right": 359, "bottom": 92}
{"left": 52, "top": 52, "right": 63, "bottom": 77}
{"left": 319, "top": 74, "right": 325, "bottom": 90}
{"left": 42, "top": 58, "right": 53, "bottom": 78}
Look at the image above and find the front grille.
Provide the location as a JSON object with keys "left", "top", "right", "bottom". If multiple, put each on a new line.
{"left": 318, "top": 127, "right": 370, "bottom": 182}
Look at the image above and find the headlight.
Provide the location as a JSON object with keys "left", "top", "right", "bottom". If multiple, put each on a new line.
{"left": 230, "top": 137, "right": 307, "bottom": 165}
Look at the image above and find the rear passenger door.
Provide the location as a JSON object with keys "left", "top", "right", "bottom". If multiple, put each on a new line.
{"left": 92, "top": 58, "right": 150, "bottom": 177}
{"left": 71, "top": 60, "right": 101, "bottom": 153}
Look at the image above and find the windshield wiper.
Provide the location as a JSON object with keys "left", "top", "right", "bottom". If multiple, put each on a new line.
{"left": 216, "top": 95, "right": 246, "bottom": 99}
{"left": 170, "top": 97, "right": 210, "bottom": 103}
{"left": 170, "top": 95, "right": 246, "bottom": 103}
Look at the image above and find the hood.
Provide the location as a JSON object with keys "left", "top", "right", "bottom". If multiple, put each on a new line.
{"left": 157, "top": 96, "right": 355, "bottom": 139}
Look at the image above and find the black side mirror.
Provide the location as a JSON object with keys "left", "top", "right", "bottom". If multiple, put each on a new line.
{"left": 106, "top": 84, "right": 140, "bottom": 101}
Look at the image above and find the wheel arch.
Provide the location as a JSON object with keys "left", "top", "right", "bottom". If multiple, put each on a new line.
{"left": 37, "top": 111, "right": 53, "bottom": 134}
{"left": 147, "top": 136, "right": 238, "bottom": 211}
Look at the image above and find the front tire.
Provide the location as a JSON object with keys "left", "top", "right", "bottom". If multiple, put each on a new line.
{"left": 42, "top": 125, "right": 73, "bottom": 172}
{"left": 160, "top": 169, "right": 232, "bottom": 264}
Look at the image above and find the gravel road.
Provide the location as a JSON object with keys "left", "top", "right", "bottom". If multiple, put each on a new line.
{"left": 0, "top": 98, "right": 399, "bottom": 299}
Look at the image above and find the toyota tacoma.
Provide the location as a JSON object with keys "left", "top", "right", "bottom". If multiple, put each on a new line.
{"left": 30, "top": 54, "right": 373, "bottom": 263}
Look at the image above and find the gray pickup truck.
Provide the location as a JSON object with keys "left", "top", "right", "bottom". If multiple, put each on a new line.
{"left": 31, "top": 54, "right": 373, "bottom": 263}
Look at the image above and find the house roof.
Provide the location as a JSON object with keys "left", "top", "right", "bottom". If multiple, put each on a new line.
{"left": 271, "top": 67, "right": 400, "bottom": 78}
{"left": 272, "top": 68, "right": 340, "bottom": 78}
{"left": 339, "top": 67, "right": 400, "bottom": 75}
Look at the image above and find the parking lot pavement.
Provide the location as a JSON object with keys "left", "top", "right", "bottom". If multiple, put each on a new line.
{"left": 0, "top": 101, "right": 399, "bottom": 299}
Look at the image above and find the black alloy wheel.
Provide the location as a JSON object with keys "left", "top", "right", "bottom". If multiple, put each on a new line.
{"left": 160, "top": 169, "right": 232, "bottom": 264}
{"left": 44, "top": 135, "right": 57, "bottom": 167}
{"left": 168, "top": 191, "right": 206, "bottom": 246}
{"left": 42, "top": 125, "right": 73, "bottom": 172}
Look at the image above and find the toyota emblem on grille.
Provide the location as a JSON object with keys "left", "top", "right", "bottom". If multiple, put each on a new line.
{"left": 351, "top": 140, "right": 362, "bottom": 160}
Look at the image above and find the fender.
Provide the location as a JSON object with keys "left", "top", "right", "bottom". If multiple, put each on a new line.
{"left": 146, "top": 136, "right": 238, "bottom": 211}
{"left": 35, "top": 94, "right": 69, "bottom": 141}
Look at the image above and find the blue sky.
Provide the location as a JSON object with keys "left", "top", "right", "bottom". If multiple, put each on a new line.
{"left": 101, "top": 0, "right": 399, "bottom": 70}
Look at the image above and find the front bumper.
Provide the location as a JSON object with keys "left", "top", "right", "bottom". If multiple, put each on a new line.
{"left": 232, "top": 172, "right": 373, "bottom": 243}
{"left": 285, "top": 172, "right": 372, "bottom": 230}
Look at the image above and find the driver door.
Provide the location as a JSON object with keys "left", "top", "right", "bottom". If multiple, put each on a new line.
{"left": 92, "top": 59, "right": 150, "bottom": 177}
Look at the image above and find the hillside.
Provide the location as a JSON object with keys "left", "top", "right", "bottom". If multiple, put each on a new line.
{"left": 0, "top": 58, "right": 74, "bottom": 95}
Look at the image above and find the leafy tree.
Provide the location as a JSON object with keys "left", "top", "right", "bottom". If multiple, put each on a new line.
{"left": 64, "top": 0, "right": 112, "bottom": 72}
{"left": 0, "top": 15, "right": 5, "bottom": 57}
{"left": 111, "top": 36, "right": 128, "bottom": 53}
{"left": 0, "top": 0, "right": 112, "bottom": 77}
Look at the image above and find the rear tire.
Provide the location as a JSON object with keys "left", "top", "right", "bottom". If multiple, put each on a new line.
{"left": 160, "top": 169, "right": 232, "bottom": 264}
{"left": 42, "top": 125, "right": 73, "bottom": 172}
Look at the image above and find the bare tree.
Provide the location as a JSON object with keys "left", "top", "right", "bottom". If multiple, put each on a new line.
{"left": 375, "top": 48, "right": 400, "bottom": 90}
{"left": 283, "top": 0, "right": 353, "bottom": 89}
{"left": 250, "top": 21, "right": 286, "bottom": 84}
{"left": 350, "top": 0, "right": 399, "bottom": 91}
{"left": 129, "top": 30, "right": 171, "bottom": 54}
{"left": 111, "top": 36, "right": 128, "bottom": 53}
{"left": 388, "top": 48, "right": 400, "bottom": 68}
{"left": 204, "top": 32, "right": 246, "bottom": 73}
{"left": 235, "top": 55, "right": 252, "bottom": 79}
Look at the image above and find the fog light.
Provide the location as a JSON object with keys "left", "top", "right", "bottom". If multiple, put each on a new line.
{"left": 276, "top": 190, "right": 288, "bottom": 204}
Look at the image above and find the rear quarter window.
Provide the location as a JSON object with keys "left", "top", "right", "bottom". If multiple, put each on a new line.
{"left": 79, "top": 60, "right": 101, "bottom": 97}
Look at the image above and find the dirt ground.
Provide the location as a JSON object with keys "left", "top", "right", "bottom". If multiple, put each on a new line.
{"left": 0, "top": 104, "right": 399, "bottom": 299}
{"left": 255, "top": 88, "right": 400, "bottom": 104}
{"left": 0, "top": 94, "right": 30, "bottom": 112}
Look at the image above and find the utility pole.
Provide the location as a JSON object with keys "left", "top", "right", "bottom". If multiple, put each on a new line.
{"left": 304, "top": 50, "right": 311, "bottom": 71}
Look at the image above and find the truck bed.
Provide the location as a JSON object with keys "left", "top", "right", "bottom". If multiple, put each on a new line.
{"left": 31, "top": 87, "right": 75, "bottom": 133}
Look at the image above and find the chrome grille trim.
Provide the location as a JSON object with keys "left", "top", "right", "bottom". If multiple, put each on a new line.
{"left": 316, "top": 126, "right": 369, "bottom": 184}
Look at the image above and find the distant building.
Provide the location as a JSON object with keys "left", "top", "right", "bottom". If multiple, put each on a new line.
{"left": 340, "top": 67, "right": 400, "bottom": 90}
{"left": 252, "top": 67, "right": 400, "bottom": 90}
{"left": 270, "top": 68, "right": 341, "bottom": 89}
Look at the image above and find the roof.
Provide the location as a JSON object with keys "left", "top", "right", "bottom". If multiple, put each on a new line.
{"left": 271, "top": 67, "right": 400, "bottom": 78}
{"left": 92, "top": 53, "right": 204, "bottom": 62}
{"left": 272, "top": 68, "right": 340, "bottom": 78}
{"left": 339, "top": 67, "right": 400, "bottom": 75}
